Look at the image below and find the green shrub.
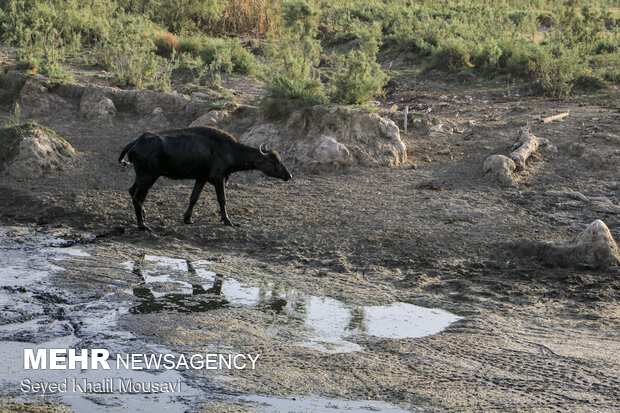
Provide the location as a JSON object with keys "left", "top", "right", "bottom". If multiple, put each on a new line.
{"left": 178, "top": 35, "right": 203, "bottom": 55}
{"left": 330, "top": 49, "right": 387, "bottom": 104}
{"left": 594, "top": 37, "right": 617, "bottom": 54}
{"left": 268, "top": 70, "right": 326, "bottom": 105}
{"left": 508, "top": 11, "right": 530, "bottom": 27}
{"left": 229, "top": 39, "right": 257, "bottom": 75}
{"left": 178, "top": 35, "right": 257, "bottom": 75}
{"left": 0, "top": 0, "right": 617, "bottom": 99}
{"left": 154, "top": 30, "right": 180, "bottom": 57}
{"left": 264, "top": 0, "right": 326, "bottom": 105}
{"left": 431, "top": 38, "right": 474, "bottom": 71}
{"left": 41, "top": 61, "right": 74, "bottom": 82}
{"left": 573, "top": 70, "right": 606, "bottom": 90}
{"left": 129, "top": 0, "right": 224, "bottom": 35}
{"left": 530, "top": 53, "right": 577, "bottom": 97}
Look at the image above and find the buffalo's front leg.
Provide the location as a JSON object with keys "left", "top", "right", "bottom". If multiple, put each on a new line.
{"left": 184, "top": 179, "right": 207, "bottom": 224}
{"left": 214, "top": 178, "right": 238, "bottom": 227}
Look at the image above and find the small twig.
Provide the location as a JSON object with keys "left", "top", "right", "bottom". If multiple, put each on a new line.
{"left": 542, "top": 111, "right": 569, "bottom": 123}
{"left": 565, "top": 190, "right": 620, "bottom": 213}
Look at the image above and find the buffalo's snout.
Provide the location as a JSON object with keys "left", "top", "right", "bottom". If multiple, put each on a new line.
{"left": 279, "top": 166, "right": 292, "bottom": 181}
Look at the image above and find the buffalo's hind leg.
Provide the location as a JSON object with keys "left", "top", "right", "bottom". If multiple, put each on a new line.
{"left": 184, "top": 179, "right": 207, "bottom": 224}
{"left": 128, "top": 181, "right": 137, "bottom": 197}
{"left": 132, "top": 175, "right": 158, "bottom": 232}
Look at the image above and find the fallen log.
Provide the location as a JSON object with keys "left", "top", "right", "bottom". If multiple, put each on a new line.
{"left": 484, "top": 127, "right": 545, "bottom": 186}
{"left": 509, "top": 128, "right": 540, "bottom": 170}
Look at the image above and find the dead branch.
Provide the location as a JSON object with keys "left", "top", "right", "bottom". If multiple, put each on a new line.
{"left": 542, "top": 111, "right": 569, "bottom": 123}
{"left": 565, "top": 190, "right": 620, "bottom": 213}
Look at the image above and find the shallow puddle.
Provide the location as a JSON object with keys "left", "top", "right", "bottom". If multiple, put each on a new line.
{"left": 1, "top": 226, "right": 457, "bottom": 411}
{"left": 125, "top": 255, "right": 462, "bottom": 353}
{"left": 0, "top": 226, "right": 90, "bottom": 287}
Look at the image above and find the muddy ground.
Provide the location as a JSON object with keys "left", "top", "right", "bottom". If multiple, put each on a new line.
{"left": 0, "top": 68, "right": 619, "bottom": 412}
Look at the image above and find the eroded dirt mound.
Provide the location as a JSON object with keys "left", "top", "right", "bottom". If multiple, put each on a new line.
{"left": 190, "top": 104, "right": 407, "bottom": 173}
{"left": 517, "top": 219, "right": 620, "bottom": 269}
{"left": 0, "top": 122, "right": 75, "bottom": 179}
{"left": 0, "top": 72, "right": 211, "bottom": 124}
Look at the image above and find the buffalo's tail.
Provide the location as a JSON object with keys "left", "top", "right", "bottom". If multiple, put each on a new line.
{"left": 118, "top": 140, "right": 136, "bottom": 163}
{"left": 118, "top": 132, "right": 152, "bottom": 163}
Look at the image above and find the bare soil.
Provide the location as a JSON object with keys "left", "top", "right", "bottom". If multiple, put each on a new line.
{"left": 0, "top": 67, "right": 619, "bottom": 412}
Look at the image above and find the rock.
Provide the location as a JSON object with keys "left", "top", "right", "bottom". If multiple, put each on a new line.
{"left": 522, "top": 220, "right": 620, "bottom": 269}
{"left": 190, "top": 104, "right": 407, "bottom": 173}
{"left": 429, "top": 124, "right": 449, "bottom": 137}
{"left": 191, "top": 92, "right": 209, "bottom": 100}
{"left": 483, "top": 154, "right": 516, "bottom": 186}
{"left": 312, "top": 135, "right": 353, "bottom": 168}
{"left": 151, "top": 107, "right": 166, "bottom": 121}
{"left": 85, "top": 98, "right": 116, "bottom": 121}
{"left": 0, "top": 123, "right": 75, "bottom": 179}
{"left": 80, "top": 86, "right": 116, "bottom": 121}
{"left": 18, "top": 77, "right": 70, "bottom": 117}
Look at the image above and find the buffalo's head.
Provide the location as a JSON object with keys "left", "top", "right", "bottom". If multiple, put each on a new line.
{"left": 257, "top": 144, "right": 292, "bottom": 181}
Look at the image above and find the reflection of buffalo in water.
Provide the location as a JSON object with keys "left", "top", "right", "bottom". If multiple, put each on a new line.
{"left": 130, "top": 258, "right": 228, "bottom": 314}
{"left": 127, "top": 256, "right": 366, "bottom": 335}
{"left": 131, "top": 282, "right": 228, "bottom": 314}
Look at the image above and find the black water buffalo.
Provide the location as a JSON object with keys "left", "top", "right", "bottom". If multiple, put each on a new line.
{"left": 118, "top": 126, "right": 291, "bottom": 231}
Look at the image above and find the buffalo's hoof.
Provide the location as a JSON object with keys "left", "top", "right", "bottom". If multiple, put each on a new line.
{"left": 222, "top": 219, "right": 239, "bottom": 227}
{"left": 138, "top": 225, "right": 152, "bottom": 233}
{"left": 183, "top": 216, "right": 193, "bottom": 225}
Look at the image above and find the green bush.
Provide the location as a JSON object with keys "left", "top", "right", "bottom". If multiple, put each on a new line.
{"left": 178, "top": 35, "right": 257, "bottom": 75}
{"left": 573, "top": 69, "right": 606, "bottom": 90}
{"left": 178, "top": 35, "right": 203, "bottom": 55}
{"left": 264, "top": 0, "right": 326, "bottom": 105}
{"left": 594, "top": 37, "right": 617, "bottom": 55}
{"left": 0, "top": 0, "right": 617, "bottom": 98}
{"left": 431, "top": 38, "right": 474, "bottom": 71}
{"left": 121, "top": 0, "right": 224, "bottom": 35}
{"left": 330, "top": 49, "right": 387, "bottom": 104}
{"left": 229, "top": 39, "right": 257, "bottom": 75}
{"left": 153, "top": 30, "right": 180, "bottom": 56}
{"left": 530, "top": 53, "right": 577, "bottom": 97}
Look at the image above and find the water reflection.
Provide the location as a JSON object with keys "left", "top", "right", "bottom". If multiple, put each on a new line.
{"left": 130, "top": 257, "right": 228, "bottom": 314}
{"left": 125, "top": 255, "right": 461, "bottom": 353}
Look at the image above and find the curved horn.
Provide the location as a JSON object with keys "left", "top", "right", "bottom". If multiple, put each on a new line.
{"left": 259, "top": 142, "right": 267, "bottom": 155}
